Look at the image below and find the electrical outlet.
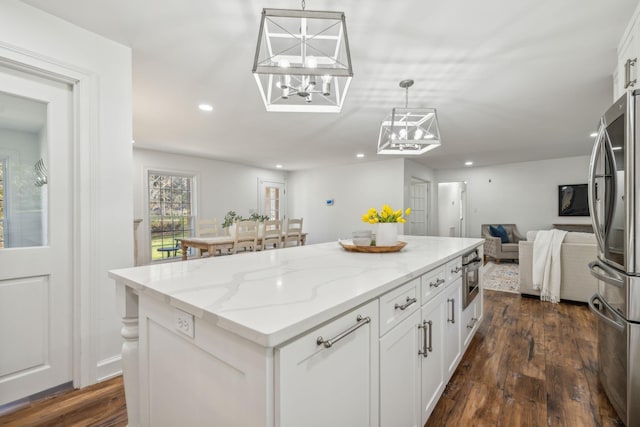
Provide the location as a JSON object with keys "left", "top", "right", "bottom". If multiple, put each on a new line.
{"left": 174, "top": 308, "right": 195, "bottom": 338}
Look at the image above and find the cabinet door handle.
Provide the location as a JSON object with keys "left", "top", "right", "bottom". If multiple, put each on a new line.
{"left": 429, "top": 278, "right": 445, "bottom": 288}
{"left": 625, "top": 58, "right": 637, "bottom": 88}
{"left": 427, "top": 320, "right": 433, "bottom": 353}
{"left": 451, "top": 266, "right": 462, "bottom": 274}
{"left": 316, "top": 315, "right": 371, "bottom": 349}
{"left": 418, "top": 320, "right": 429, "bottom": 358}
{"left": 395, "top": 296, "right": 417, "bottom": 311}
{"left": 466, "top": 317, "right": 478, "bottom": 329}
{"left": 447, "top": 298, "right": 455, "bottom": 324}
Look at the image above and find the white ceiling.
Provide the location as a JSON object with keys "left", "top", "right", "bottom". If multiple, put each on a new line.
{"left": 19, "top": 0, "right": 639, "bottom": 171}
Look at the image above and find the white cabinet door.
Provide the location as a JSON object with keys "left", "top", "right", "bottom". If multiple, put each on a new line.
{"left": 462, "top": 292, "right": 483, "bottom": 349}
{"left": 420, "top": 295, "right": 445, "bottom": 424}
{"left": 277, "top": 300, "right": 379, "bottom": 427}
{"left": 443, "top": 278, "right": 462, "bottom": 381}
{"left": 379, "top": 310, "right": 421, "bottom": 427}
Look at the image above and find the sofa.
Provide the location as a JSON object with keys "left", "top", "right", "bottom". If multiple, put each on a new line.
{"left": 519, "top": 231, "right": 598, "bottom": 303}
{"left": 481, "top": 224, "right": 524, "bottom": 263}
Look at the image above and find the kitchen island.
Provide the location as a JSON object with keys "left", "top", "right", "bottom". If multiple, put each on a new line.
{"left": 110, "top": 235, "right": 484, "bottom": 427}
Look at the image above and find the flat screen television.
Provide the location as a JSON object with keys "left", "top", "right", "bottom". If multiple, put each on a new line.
{"left": 558, "top": 184, "right": 590, "bottom": 216}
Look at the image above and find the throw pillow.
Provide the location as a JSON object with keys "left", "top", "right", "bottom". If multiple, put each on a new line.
{"left": 489, "top": 224, "right": 509, "bottom": 244}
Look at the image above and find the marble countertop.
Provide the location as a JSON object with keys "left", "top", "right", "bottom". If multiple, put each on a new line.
{"left": 109, "top": 235, "right": 483, "bottom": 347}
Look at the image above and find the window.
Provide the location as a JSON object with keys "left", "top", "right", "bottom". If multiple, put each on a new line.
{"left": 148, "top": 172, "right": 194, "bottom": 261}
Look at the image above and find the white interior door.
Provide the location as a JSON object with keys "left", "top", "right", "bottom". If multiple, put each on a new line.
{"left": 0, "top": 65, "right": 73, "bottom": 405}
{"left": 409, "top": 178, "right": 429, "bottom": 236}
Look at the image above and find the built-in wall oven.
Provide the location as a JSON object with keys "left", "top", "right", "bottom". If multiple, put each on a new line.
{"left": 588, "top": 90, "right": 640, "bottom": 427}
{"left": 462, "top": 249, "right": 482, "bottom": 309}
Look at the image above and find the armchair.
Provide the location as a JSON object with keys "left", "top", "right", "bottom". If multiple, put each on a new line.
{"left": 481, "top": 224, "right": 523, "bottom": 264}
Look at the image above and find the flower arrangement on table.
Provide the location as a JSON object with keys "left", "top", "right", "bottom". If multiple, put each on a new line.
{"left": 359, "top": 204, "right": 411, "bottom": 247}
{"left": 361, "top": 205, "right": 411, "bottom": 224}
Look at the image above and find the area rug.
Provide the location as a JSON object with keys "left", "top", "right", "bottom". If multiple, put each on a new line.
{"left": 482, "top": 262, "right": 520, "bottom": 294}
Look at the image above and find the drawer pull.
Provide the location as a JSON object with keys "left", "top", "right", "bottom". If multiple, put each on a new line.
{"left": 429, "top": 278, "right": 445, "bottom": 288}
{"left": 448, "top": 298, "right": 455, "bottom": 324}
{"left": 316, "top": 315, "right": 371, "bottom": 349}
{"left": 395, "top": 296, "right": 417, "bottom": 311}
{"left": 451, "top": 266, "right": 462, "bottom": 274}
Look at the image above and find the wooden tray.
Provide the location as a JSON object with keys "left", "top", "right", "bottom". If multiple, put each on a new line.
{"left": 338, "top": 240, "right": 407, "bottom": 253}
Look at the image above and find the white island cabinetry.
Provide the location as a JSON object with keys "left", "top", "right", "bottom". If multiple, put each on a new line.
{"left": 277, "top": 300, "right": 379, "bottom": 427}
{"left": 110, "top": 236, "right": 483, "bottom": 427}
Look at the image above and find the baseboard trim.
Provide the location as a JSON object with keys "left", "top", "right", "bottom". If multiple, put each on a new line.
{"left": 96, "top": 355, "right": 122, "bottom": 382}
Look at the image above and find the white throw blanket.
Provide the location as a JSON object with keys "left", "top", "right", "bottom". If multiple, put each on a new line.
{"left": 532, "top": 229, "right": 567, "bottom": 303}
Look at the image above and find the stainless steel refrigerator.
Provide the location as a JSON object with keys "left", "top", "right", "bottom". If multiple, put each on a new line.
{"left": 588, "top": 90, "right": 640, "bottom": 427}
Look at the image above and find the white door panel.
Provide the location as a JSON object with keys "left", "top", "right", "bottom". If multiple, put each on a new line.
{"left": 0, "top": 66, "right": 73, "bottom": 405}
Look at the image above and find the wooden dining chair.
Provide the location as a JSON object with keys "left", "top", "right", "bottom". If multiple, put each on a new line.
{"left": 231, "top": 220, "right": 259, "bottom": 254}
{"left": 261, "top": 219, "right": 283, "bottom": 250}
{"left": 196, "top": 218, "right": 220, "bottom": 237}
{"left": 195, "top": 218, "right": 220, "bottom": 256}
{"left": 283, "top": 218, "right": 303, "bottom": 247}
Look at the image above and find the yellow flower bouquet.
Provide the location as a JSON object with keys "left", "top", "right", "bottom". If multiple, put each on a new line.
{"left": 361, "top": 205, "right": 411, "bottom": 224}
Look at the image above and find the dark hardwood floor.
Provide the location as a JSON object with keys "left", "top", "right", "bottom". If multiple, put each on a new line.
{"left": 426, "top": 290, "right": 623, "bottom": 427}
{"left": 0, "top": 290, "right": 622, "bottom": 426}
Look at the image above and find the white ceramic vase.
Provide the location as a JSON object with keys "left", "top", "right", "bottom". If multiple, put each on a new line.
{"left": 376, "top": 222, "right": 398, "bottom": 247}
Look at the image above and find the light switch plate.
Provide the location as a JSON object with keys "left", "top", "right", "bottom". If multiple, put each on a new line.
{"left": 174, "top": 308, "right": 195, "bottom": 338}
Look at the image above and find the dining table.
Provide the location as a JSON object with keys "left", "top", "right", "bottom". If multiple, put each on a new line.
{"left": 178, "top": 233, "right": 307, "bottom": 261}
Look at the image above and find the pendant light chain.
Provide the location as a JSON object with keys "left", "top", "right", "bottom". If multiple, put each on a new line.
{"left": 405, "top": 86, "right": 409, "bottom": 108}
{"left": 301, "top": 0, "right": 306, "bottom": 10}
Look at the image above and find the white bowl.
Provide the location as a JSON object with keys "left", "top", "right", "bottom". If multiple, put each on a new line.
{"left": 352, "top": 237, "right": 372, "bottom": 246}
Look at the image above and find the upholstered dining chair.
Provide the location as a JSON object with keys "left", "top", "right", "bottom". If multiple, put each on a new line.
{"left": 231, "top": 220, "right": 259, "bottom": 254}
{"left": 261, "top": 219, "right": 283, "bottom": 250}
{"left": 283, "top": 218, "right": 303, "bottom": 247}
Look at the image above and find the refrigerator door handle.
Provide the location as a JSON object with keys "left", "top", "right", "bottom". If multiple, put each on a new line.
{"left": 588, "top": 293, "right": 625, "bottom": 332}
{"left": 602, "top": 126, "right": 617, "bottom": 242}
{"left": 588, "top": 260, "right": 625, "bottom": 288}
{"left": 588, "top": 120, "right": 606, "bottom": 251}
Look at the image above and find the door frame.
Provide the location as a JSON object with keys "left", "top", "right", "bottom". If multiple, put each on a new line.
{"left": 0, "top": 42, "right": 99, "bottom": 388}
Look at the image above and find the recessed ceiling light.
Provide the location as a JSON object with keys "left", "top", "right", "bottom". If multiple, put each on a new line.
{"left": 276, "top": 164, "right": 283, "bottom": 169}
{"left": 590, "top": 132, "right": 597, "bottom": 138}
{"left": 465, "top": 161, "right": 473, "bottom": 166}
{"left": 131, "top": 139, "right": 135, "bottom": 144}
{"left": 356, "top": 153, "right": 365, "bottom": 158}
{"left": 198, "top": 103, "right": 213, "bottom": 112}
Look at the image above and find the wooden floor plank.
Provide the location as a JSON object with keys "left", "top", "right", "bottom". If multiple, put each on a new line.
{"left": 0, "top": 290, "right": 623, "bottom": 427}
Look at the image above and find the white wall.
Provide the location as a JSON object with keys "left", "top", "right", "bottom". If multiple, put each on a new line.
{"left": 435, "top": 155, "right": 592, "bottom": 237}
{"left": 133, "top": 148, "right": 287, "bottom": 263}
{"left": 288, "top": 158, "right": 405, "bottom": 244}
{"left": 1, "top": 1, "right": 132, "bottom": 384}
